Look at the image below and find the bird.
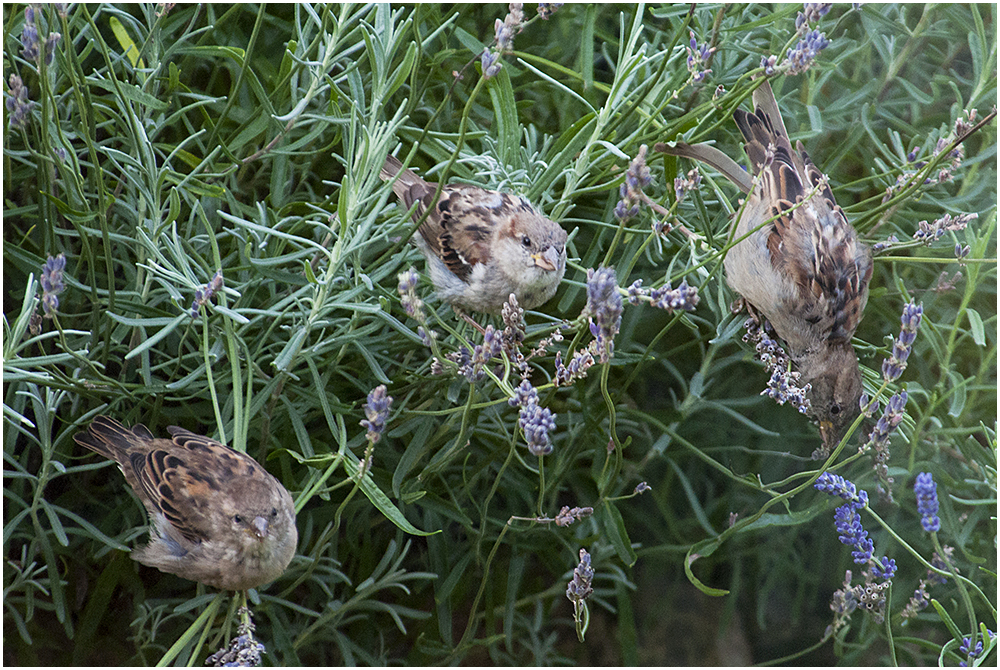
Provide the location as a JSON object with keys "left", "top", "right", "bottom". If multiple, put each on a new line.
{"left": 380, "top": 154, "right": 568, "bottom": 314}
{"left": 74, "top": 416, "right": 297, "bottom": 591}
{"left": 656, "top": 80, "right": 873, "bottom": 447}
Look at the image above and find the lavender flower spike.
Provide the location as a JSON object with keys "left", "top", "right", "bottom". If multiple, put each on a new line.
{"left": 40, "top": 253, "right": 67, "bottom": 317}
{"left": 6, "top": 74, "right": 35, "bottom": 129}
{"left": 882, "top": 301, "right": 923, "bottom": 381}
{"left": 566, "top": 548, "right": 594, "bottom": 607}
{"left": 361, "top": 385, "right": 394, "bottom": 445}
{"left": 815, "top": 472, "right": 874, "bottom": 565}
{"left": 586, "top": 267, "right": 623, "bottom": 363}
{"left": 914, "top": 472, "right": 941, "bottom": 532}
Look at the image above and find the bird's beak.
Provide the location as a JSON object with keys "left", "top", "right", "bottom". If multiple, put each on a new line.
{"left": 819, "top": 420, "right": 834, "bottom": 449}
{"left": 251, "top": 515, "right": 269, "bottom": 540}
{"left": 531, "top": 246, "right": 561, "bottom": 272}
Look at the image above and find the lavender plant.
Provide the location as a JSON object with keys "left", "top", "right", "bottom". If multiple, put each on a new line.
{"left": 2, "top": 3, "right": 994, "bottom": 666}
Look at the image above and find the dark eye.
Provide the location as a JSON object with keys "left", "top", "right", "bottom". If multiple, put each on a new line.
{"left": 271, "top": 507, "right": 279, "bottom": 517}
{"left": 233, "top": 514, "right": 243, "bottom": 524}
{"left": 830, "top": 403, "right": 841, "bottom": 416}
{"left": 521, "top": 235, "right": 532, "bottom": 248}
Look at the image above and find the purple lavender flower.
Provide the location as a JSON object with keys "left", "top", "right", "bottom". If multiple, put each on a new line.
{"left": 615, "top": 145, "right": 649, "bottom": 221}
{"left": 803, "top": 2, "right": 832, "bottom": 24}
{"left": 685, "top": 31, "right": 715, "bottom": 83}
{"left": 760, "top": 54, "right": 778, "bottom": 76}
{"left": 190, "top": 269, "right": 224, "bottom": 317}
{"left": 626, "top": 280, "right": 644, "bottom": 305}
{"left": 882, "top": 302, "right": 922, "bottom": 381}
{"left": 833, "top": 504, "right": 873, "bottom": 564}
{"left": 673, "top": 167, "right": 702, "bottom": 203}
{"left": 19, "top": 6, "right": 61, "bottom": 66}
{"left": 871, "top": 233, "right": 899, "bottom": 254}
{"left": 537, "top": 3, "right": 563, "bottom": 19}
{"left": 744, "top": 317, "right": 811, "bottom": 415}
{"left": 519, "top": 400, "right": 556, "bottom": 456}
{"left": 913, "top": 213, "right": 977, "bottom": 245}
{"left": 565, "top": 548, "right": 594, "bottom": 606}
{"left": 815, "top": 472, "right": 867, "bottom": 507}
{"left": 901, "top": 582, "right": 931, "bottom": 618}
{"left": 863, "top": 389, "right": 906, "bottom": 456}
{"left": 914, "top": 472, "right": 941, "bottom": 532}
{"left": 649, "top": 280, "right": 700, "bottom": 312}
{"left": 6, "top": 74, "right": 34, "bottom": 129}
{"left": 39, "top": 253, "right": 67, "bottom": 317}
{"left": 554, "top": 506, "right": 593, "bottom": 527}
{"left": 509, "top": 379, "right": 556, "bottom": 456}
{"left": 554, "top": 347, "right": 595, "bottom": 386}
{"left": 586, "top": 267, "right": 622, "bottom": 363}
{"left": 360, "top": 384, "right": 393, "bottom": 445}
{"left": 44, "top": 33, "right": 61, "bottom": 65}
{"left": 816, "top": 473, "right": 876, "bottom": 564}
{"left": 20, "top": 10, "right": 40, "bottom": 62}
{"left": 871, "top": 556, "right": 896, "bottom": 580}
{"left": 509, "top": 378, "right": 537, "bottom": 407}
{"left": 482, "top": 3, "right": 524, "bottom": 79}
{"left": 955, "top": 243, "right": 971, "bottom": 264}
{"left": 206, "top": 608, "right": 266, "bottom": 667}
{"left": 928, "top": 547, "right": 953, "bottom": 585}
{"left": 481, "top": 49, "right": 502, "bottom": 78}
{"left": 959, "top": 636, "right": 984, "bottom": 665}
{"left": 397, "top": 267, "right": 426, "bottom": 321}
{"left": 784, "top": 28, "right": 830, "bottom": 75}
{"left": 462, "top": 325, "right": 503, "bottom": 382}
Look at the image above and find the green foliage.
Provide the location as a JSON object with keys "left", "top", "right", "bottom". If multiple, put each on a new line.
{"left": 3, "top": 2, "right": 996, "bottom": 665}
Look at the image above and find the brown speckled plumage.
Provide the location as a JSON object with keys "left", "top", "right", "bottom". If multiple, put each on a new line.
{"left": 381, "top": 155, "right": 567, "bottom": 314}
{"left": 74, "top": 416, "right": 297, "bottom": 591}
{"left": 658, "top": 81, "right": 872, "bottom": 445}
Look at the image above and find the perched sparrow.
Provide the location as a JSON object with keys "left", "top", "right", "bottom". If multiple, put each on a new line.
{"left": 657, "top": 81, "right": 873, "bottom": 446}
{"left": 74, "top": 416, "right": 297, "bottom": 591}
{"left": 380, "top": 155, "right": 568, "bottom": 314}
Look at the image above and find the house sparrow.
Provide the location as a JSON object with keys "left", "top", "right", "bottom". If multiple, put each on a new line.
{"left": 380, "top": 155, "right": 568, "bottom": 314}
{"left": 74, "top": 416, "right": 297, "bottom": 591}
{"left": 656, "top": 80, "right": 873, "bottom": 447}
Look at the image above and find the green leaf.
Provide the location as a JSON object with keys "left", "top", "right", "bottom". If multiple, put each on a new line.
{"left": 947, "top": 370, "right": 968, "bottom": 418}
{"left": 392, "top": 418, "right": 434, "bottom": 497}
{"left": 488, "top": 66, "right": 519, "bottom": 167}
{"left": 386, "top": 43, "right": 417, "bottom": 100}
{"left": 109, "top": 16, "right": 144, "bottom": 68}
{"left": 930, "top": 599, "right": 964, "bottom": 641}
{"left": 358, "top": 474, "right": 438, "bottom": 537}
{"left": 601, "top": 501, "right": 637, "bottom": 566}
{"left": 86, "top": 76, "right": 169, "bottom": 111}
{"left": 123, "top": 313, "right": 188, "bottom": 360}
{"left": 39, "top": 500, "right": 68, "bottom": 547}
{"left": 683, "top": 544, "right": 730, "bottom": 596}
{"left": 967, "top": 308, "right": 985, "bottom": 346}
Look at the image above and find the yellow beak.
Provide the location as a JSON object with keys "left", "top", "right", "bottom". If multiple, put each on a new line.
{"left": 531, "top": 247, "right": 560, "bottom": 272}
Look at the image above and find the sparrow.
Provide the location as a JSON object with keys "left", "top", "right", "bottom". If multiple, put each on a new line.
{"left": 74, "top": 416, "right": 297, "bottom": 591}
{"left": 380, "top": 154, "right": 568, "bottom": 314}
{"left": 656, "top": 80, "right": 873, "bottom": 446}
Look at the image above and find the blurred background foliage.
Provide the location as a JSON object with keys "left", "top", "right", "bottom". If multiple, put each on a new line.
{"left": 3, "top": 2, "right": 996, "bottom": 665}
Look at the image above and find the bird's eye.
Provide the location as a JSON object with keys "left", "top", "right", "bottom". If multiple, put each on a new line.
{"left": 233, "top": 514, "right": 243, "bottom": 524}
{"left": 521, "top": 235, "right": 532, "bottom": 248}
{"left": 271, "top": 507, "right": 278, "bottom": 517}
{"left": 830, "top": 403, "right": 841, "bottom": 416}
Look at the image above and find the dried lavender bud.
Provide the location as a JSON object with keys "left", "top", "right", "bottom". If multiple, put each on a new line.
{"left": 586, "top": 267, "right": 622, "bottom": 363}
{"left": 360, "top": 384, "right": 393, "bottom": 445}
{"left": 39, "top": 253, "right": 67, "bottom": 317}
